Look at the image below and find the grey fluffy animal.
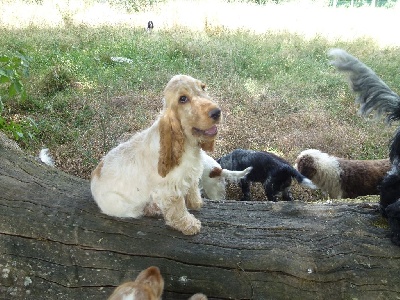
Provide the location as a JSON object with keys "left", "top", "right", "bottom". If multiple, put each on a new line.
{"left": 329, "top": 48, "right": 400, "bottom": 246}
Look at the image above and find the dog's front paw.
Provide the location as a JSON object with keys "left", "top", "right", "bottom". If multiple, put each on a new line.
{"left": 174, "top": 213, "right": 201, "bottom": 235}
{"left": 143, "top": 202, "right": 163, "bottom": 217}
{"left": 187, "top": 198, "right": 203, "bottom": 210}
{"left": 182, "top": 215, "right": 201, "bottom": 235}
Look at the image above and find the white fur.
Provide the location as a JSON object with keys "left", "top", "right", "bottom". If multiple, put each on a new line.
{"left": 91, "top": 121, "right": 202, "bottom": 222}
{"left": 91, "top": 75, "right": 221, "bottom": 235}
{"left": 39, "top": 148, "right": 55, "bottom": 167}
{"left": 294, "top": 149, "right": 342, "bottom": 198}
{"left": 200, "top": 150, "right": 252, "bottom": 200}
{"left": 122, "top": 293, "right": 135, "bottom": 300}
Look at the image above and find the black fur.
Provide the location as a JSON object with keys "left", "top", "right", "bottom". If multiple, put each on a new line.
{"left": 330, "top": 48, "right": 400, "bottom": 246}
{"left": 217, "top": 149, "right": 315, "bottom": 202}
{"left": 380, "top": 159, "right": 400, "bottom": 217}
{"left": 386, "top": 199, "right": 400, "bottom": 246}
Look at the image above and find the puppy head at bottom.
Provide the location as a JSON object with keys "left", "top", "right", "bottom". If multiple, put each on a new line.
{"left": 108, "top": 266, "right": 164, "bottom": 300}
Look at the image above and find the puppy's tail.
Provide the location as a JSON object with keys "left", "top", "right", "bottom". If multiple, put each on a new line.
{"left": 39, "top": 148, "right": 55, "bottom": 167}
{"left": 221, "top": 166, "right": 252, "bottom": 182}
{"left": 329, "top": 48, "right": 400, "bottom": 123}
{"left": 289, "top": 167, "right": 317, "bottom": 189}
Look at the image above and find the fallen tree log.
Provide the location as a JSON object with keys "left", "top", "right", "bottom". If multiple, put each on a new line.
{"left": 0, "top": 142, "right": 399, "bottom": 300}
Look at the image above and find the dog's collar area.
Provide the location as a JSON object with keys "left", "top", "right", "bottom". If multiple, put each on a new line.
{"left": 192, "top": 125, "right": 218, "bottom": 137}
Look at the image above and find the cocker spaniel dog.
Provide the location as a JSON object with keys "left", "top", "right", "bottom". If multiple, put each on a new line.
{"left": 200, "top": 150, "right": 252, "bottom": 200}
{"left": 294, "top": 149, "right": 391, "bottom": 199}
{"left": 217, "top": 149, "right": 316, "bottom": 202}
{"left": 108, "top": 266, "right": 207, "bottom": 300}
{"left": 91, "top": 75, "right": 221, "bottom": 235}
{"left": 329, "top": 48, "right": 400, "bottom": 245}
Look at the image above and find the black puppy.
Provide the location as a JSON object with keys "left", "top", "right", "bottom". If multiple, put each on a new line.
{"left": 217, "top": 149, "right": 316, "bottom": 202}
{"left": 147, "top": 21, "right": 154, "bottom": 32}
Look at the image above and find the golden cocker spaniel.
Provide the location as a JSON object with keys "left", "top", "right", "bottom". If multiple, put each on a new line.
{"left": 108, "top": 266, "right": 207, "bottom": 300}
{"left": 91, "top": 75, "right": 221, "bottom": 235}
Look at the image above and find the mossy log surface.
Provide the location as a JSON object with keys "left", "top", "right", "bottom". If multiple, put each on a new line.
{"left": 0, "top": 143, "right": 399, "bottom": 300}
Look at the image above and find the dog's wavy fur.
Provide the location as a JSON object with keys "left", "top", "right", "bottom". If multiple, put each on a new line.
{"left": 108, "top": 266, "right": 164, "bottom": 300}
{"left": 108, "top": 266, "right": 208, "bottom": 300}
{"left": 295, "top": 149, "right": 391, "bottom": 199}
{"left": 91, "top": 75, "right": 221, "bottom": 235}
{"left": 200, "top": 150, "right": 252, "bottom": 200}
{"left": 217, "top": 149, "right": 316, "bottom": 202}
{"left": 329, "top": 48, "right": 400, "bottom": 245}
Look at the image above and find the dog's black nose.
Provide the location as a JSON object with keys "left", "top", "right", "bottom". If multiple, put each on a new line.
{"left": 209, "top": 108, "right": 221, "bottom": 120}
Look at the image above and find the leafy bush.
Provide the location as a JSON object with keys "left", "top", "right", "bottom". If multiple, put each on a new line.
{"left": 40, "top": 65, "right": 74, "bottom": 96}
{"left": 0, "top": 52, "right": 29, "bottom": 100}
{"left": 0, "top": 52, "right": 37, "bottom": 142}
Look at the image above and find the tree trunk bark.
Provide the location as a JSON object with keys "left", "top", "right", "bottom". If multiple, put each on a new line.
{"left": 0, "top": 142, "right": 399, "bottom": 300}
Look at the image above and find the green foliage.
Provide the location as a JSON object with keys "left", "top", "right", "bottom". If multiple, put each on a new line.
{"left": 0, "top": 11, "right": 399, "bottom": 189}
{"left": 109, "top": 0, "right": 166, "bottom": 12}
{"left": 0, "top": 52, "right": 37, "bottom": 142}
{"left": 0, "top": 52, "right": 29, "bottom": 101}
{"left": 330, "top": 0, "right": 397, "bottom": 7}
{"left": 40, "top": 65, "right": 74, "bottom": 96}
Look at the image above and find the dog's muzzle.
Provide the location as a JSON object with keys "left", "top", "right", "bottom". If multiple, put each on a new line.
{"left": 209, "top": 108, "right": 221, "bottom": 121}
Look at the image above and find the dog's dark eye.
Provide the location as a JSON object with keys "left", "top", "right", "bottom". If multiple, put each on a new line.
{"left": 179, "top": 96, "right": 189, "bottom": 103}
{"left": 201, "top": 84, "right": 206, "bottom": 91}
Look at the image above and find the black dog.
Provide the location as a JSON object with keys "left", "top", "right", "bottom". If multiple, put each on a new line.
{"left": 147, "top": 21, "right": 154, "bottom": 32}
{"left": 217, "top": 149, "right": 316, "bottom": 202}
{"left": 330, "top": 48, "right": 400, "bottom": 245}
{"left": 386, "top": 199, "right": 400, "bottom": 246}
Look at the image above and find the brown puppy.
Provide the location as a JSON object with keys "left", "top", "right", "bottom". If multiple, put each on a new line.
{"left": 108, "top": 266, "right": 208, "bottom": 300}
{"left": 295, "top": 149, "right": 391, "bottom": 199}
{"left": 108, "top": 266, "right": 164, "bottom": 300}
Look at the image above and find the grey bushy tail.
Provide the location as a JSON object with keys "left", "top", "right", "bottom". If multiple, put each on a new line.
{"left": 328, "top": 48, "right": 400, "bottom": 123}
{"left": 329, "top": 48, "right": 400, "bottom": 162}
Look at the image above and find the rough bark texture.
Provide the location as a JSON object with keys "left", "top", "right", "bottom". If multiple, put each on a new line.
{"left": 0, "top": 142, "right": 399, "bottom": 300}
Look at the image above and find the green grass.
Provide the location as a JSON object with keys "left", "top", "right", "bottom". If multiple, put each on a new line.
{"left": 1, "top": 3, "right": 400, "bottom": 200}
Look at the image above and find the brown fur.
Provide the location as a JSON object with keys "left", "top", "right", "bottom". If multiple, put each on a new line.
{"left": 295, "top": 149, "right": 391, "bottom": 199}
{"left": 200, "top": 140, "right": 215, "bottom": 152}
{"left": 294, "top": 154, "right": 317, "bottom": 180}
{"left": 338, "top": 158, "right": 391, "bottom": 198}
{"left": 108, "top": 266, "right": 208, "bottom": 300}
{"left": 108, "top": 266, "right": 164, "bottom": 300}
{"left": 209, "top": 166, "right": 223, "bottom": 178}
{"left": 158, "top": 109, "right": 185, "bottom": 177}
{"left": 91, "top": 160, "right": 103, "bottom": 179}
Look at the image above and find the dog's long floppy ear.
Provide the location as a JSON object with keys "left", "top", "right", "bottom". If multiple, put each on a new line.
{"left": 158, "top": 109, "right": 184, "bottom": 177}
{"left": 135, "top": 266, "right": 164, "bottom": 299}
{"left": 200, "top": 140, "right": 215, "bottom": 152}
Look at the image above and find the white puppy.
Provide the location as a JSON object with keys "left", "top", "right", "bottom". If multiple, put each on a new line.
{"left": 200, "top": 150, "right": 252, "bottom": 200}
